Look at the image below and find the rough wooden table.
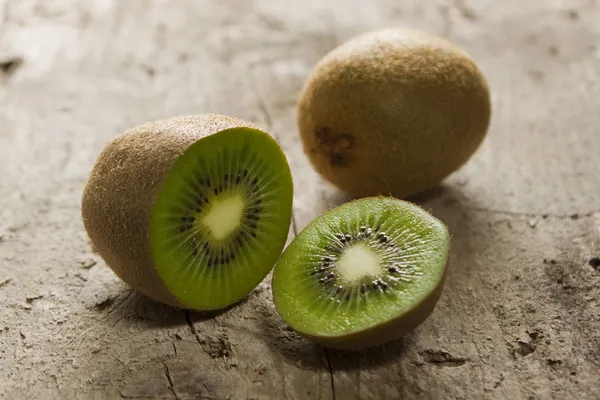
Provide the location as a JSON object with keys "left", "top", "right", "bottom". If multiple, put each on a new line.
{"left": 1, "top": 1, "right": 599, "bottom": 399}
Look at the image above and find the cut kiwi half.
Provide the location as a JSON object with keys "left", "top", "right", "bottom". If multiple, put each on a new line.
{"left": 82, "top": 114, "right": 293, "bottom": 310}
{"left": 272, "top": 197, "right": 449, "bottom": 350}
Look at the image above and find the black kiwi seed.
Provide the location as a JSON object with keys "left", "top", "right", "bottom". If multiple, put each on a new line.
{"left": 243, "top": 168, "right": 249, "bottom": 177}
{"left": 335, "top": 233, "right": 343, "bottom": 240}
{"left": 252, "top": 177, "right": 258, "bottom": 185}
{"left": 254, "top": 199, "right": 261, "bottom": 205}
{"left": 372, "top": 281, "right": 379, "bottom": 289}
{"left": 374, "top": 225, "right": 380, "bottom": 232}
{"left": 214, "top": 187, "right": 218, "bottom": 195}
{"left": 360, "top": 285, "right": 366, "bottom": 294}
{"left": 360, "top": 226, "right": 366, "bottom": 232}
{"left": 388, "top": 267, "right": 398, "bottom": 273}
{"left": 192, "top": 248, "right": 198, "bottom": 256}
{"left": 345, "top": 295, "right": 351, "bottom": 301}
{"left": 378, "top": 232, "right": 385, "bottom": 239}
{"left": 188, "top": 216, "right": 195, "bottom": 222}
{"left": 236, "top": 174, "right": 241, "bottom": 183}
{"left": 323, "top": 256, "right": 332, "bottom": 262}
{"left": 336, "top": 286, "right": 343, "bottom": 293}
{"left": 310, "top": 270, "right": 318, "bottom": 276}
{"left": 251, "top": 232, "right": 257, "bottom": 237}
{"left": 327, "top": 273, "right": 335, "bottom": 279}
{"left": 379, "top": 281, "right": 388, "bottom": 290}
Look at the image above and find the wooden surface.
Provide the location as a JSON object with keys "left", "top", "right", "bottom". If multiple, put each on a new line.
{"left": 1, "top": 1, "right": 599, "bottom": 399}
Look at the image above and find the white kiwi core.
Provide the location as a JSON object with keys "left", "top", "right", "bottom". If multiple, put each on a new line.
{"left": 201, "top": 195, "right": 244, "bottom": 240}
{"left": 336, "top": 243, "right": 381, "bottom": 284}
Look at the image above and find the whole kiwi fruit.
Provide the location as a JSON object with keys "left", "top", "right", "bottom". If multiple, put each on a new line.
{"left": 297, "top": 27, "right": 491, "bottom": 199}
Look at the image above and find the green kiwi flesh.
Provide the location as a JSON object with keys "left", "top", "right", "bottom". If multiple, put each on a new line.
{"left": 150, "top": 127, "right": 293, "bottom": 310}
{"left": 272, "top": 197, "right": 449, "bottom": 350}
{"left": 82, "top": 114, "right": 293, "bottom": 311}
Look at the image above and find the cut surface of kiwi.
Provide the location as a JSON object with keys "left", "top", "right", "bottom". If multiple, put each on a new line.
{"left": 150, "top": 127, "right": 292, "bottom": 309}
{"left": 81, "top": 114, "right": 293, "bottom": 311}
{"left": 271, "top": 197, "right": 449, "bottom": 350}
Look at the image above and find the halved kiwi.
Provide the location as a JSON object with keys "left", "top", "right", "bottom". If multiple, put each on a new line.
{"left": 82, "top": 114, "right": 293, "bottom": 310}
{"left": 272, "top": 197, "right": 449, "bottom": 350}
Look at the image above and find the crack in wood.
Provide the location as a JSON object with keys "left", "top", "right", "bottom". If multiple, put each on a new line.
{"left": 162, "top": 361, "right": 180, "bottom": 400}
{"left": 453, "top": 0, "right": 478, "bottom": 21}
{"left": 0, "top": 57, "right": 23, "bottom": 77}
{"left": 324, "top": 348, "right": 336, "bottom": 400}
{"left": 249, "top": 66, "right": 300, "bottom": 240}
{"left": 185, "top": 310, "right": 204, "bottom": 346}
{"left": 249, "top": 64, "right": 273, "bottom": 132}
{"left": 461, "top": 206, "right": 600, "bottom": 220}
{"left": 420, "top": 350, "right": 468, "bottom": 367}
{"left": 290, "top": 214, "right": 299, "bottom": 237}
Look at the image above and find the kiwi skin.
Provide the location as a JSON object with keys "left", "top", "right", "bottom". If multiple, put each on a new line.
{"left": 81, "top": 114, "right": 262, "bottom": 309}
{"left": 297, "top": 27, "right": 491, "bottom": 199}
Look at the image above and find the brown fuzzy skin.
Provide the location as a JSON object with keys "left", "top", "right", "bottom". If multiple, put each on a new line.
{"left": 297, "top": 28, "right": 491, "bottom": 199}
{"left": 81, "top": 114, "right": 259, "bottom": 308}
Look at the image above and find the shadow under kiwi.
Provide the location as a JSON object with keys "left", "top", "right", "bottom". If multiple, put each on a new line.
{"left": 262, "top": 181, "right": 489, "bottom": 370}
{"left": 257, "top": 306, "right": 416, "bottom": 372}
{"left": 109, "top": 288, "right": 247, "bottom": 328}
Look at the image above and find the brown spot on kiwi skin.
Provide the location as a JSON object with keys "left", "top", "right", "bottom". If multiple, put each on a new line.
{"left": 313, "top": 126, "right": 355, "bottom": 167}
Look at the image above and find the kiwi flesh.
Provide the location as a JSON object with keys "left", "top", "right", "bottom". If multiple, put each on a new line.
{"left": 82, "top": 114, "right": 293, "bottom": 310}
{"left": 271, "top": 197, "right": 449, "bottom": 350}
{"left": 297, "top": 27, "right": 491, "bottom": 199}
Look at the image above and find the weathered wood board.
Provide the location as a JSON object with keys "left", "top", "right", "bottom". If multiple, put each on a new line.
{"left": 1, "top": 0, "right": 599, "bottom": 399}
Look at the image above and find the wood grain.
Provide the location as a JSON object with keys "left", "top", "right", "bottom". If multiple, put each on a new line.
{"left": 1, "top": 0, "right": 599, "bottom": 399}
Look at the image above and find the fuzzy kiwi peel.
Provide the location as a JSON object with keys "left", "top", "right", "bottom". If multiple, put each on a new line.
{"left": 271, "top": 197, "right": 450, "bottom": 351}
{"left": 297, "top": 27, "right": 491, "bottom": 199}
{"left": 82, "top": 114, "right": 293, "bottom": 311}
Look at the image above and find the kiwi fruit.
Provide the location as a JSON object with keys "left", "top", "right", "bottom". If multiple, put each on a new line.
{"left": 82, "top": 114, "right": 293, "bottom": 311}
{"left": 271, "top": 197, "right": 449, "bottom": 350}
{"left": 297, "top": 27, "right": 491, "bottom": 199}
